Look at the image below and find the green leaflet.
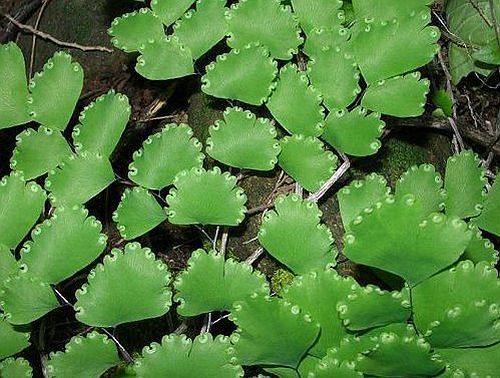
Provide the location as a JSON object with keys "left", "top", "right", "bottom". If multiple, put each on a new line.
{"left": 108, "top": 9, "right": 165, "bottom": 52}
{"left": 448, "top": 44, "right": 493, "bottom": 85}
{"left": 352, "top": 0, "right": 433, "bottom": 20}
{"left": 337, "top": 173, "right": 390, "bottom": 232}
{"left": 173, "top": 0, "right": 228, "bottom": 59}
{"left": 258, "top": 194, "right": 335, "bottom": 275}
{"left": 279, "top": 135, "right": 338, "bottom": 192}
{"left": 266, "top": 64, "right": 324, "bottom": 137}
{"left": 45, "top": 151, "right": 115, "bottom": 206}
{"left": 75, "top": 242, "right": 172, "bottom": 327}
{"left": 128, "top": 123, "right": 204, "bottom": 190}
{"left": 150, "top": 0, "right": 196, "bottom": 26}
{"left": 344, "top": 195, "right": 472, "bottom": 286}
{"left": 135, "top": 37, "right": 194, "bottom": 80}
{"left": 361, "top": 72, "right": 430, "bottom": 117}
{"left": 0, "top": 245, "right": 19, "bottom": 284}
{"left": 446, "top": 0, "right": 500, "bottom": 83}
{"left": 306, "top": 349, "right": 362, "bottom": 377}
{"left": 282, "top": 268, "right": 355, "bottom": 357}
{"left": 206, "top": 107, "right": 280, "bottom": 170}
{"left": 174, "top": 249, "right": 268, "bottom": 316}
{"left": 351, "top": 8, "right": 439, "bottom": 83}
{"left": 230, "top": 294, "right": 320, "bottom": 368}
{"left": 0, "top": 172, "right": 46, "bottom": 249}
{"left": 436, "top": 343, "right": 500, "bottom": 377}
{"left": 0, "top": 43, "right": 30, "bottom": 129}
{"left": 73, "top": 90, "right": 131, "bottom": 157}
{"left": 112, "top": 187, "right": 167, "bottom": 240}
{"left": 413, "top": 260, "right": 500, "bottom": 348}
{"left": 303, "top": 26, "right": 350, "bottom": 57}
{"left": 327, "top": 324, "right": 414, "bottom": 367}
{"left": 322, "top": 107, "right": 384, "bottom": 157}
{"left": 20, "top": 205, "right": 107, "bottom": 284}
{"left": 355, "top": 330, "right": 444, "bottom": 376}
{"left": 0, "top": 316, "right": 31, "bottom": 360}
{"left": 291, "top": 0, "right": 344, "bottom": 34}
{"left": 11, "top": 126, "right": 72, "bottom": 180}
{"left": 444, "top": 150, "right": 486, "bottom": 219}
{"left": 462, "top": 226, "right": 499, "bottom": 266}
{"left": 0, "top": 358, "right": 33, "bottom": 378}
{"left": 1, "top": 271, "right": 59, "bottom": 325}
{"left": 395, "top": 164, "right": 446, "bottom": 218}
{"left": 474, "top": 175, "right": 500, "bottom": 236}
{"left": 134, "top": 334, "right": 243, "bottom": 377}
{"left": 202, "top": 44, "right": 277, "bottom": 106}
{"left": 226, "top": 0, "right": 302, "bottom": 60}
{"left": 28, "top": 52, "right": 84, "bottom": 131}
{"left": 432, "top": 88, "right": 454, "bottom": 118}
{"left": 308, "top": 45, "right": 361, "bottom": 110}
{"left": 473, "top": 40, "right": 500, "bottom": 65}
{"left": 166, "top": 167, "right": 247, "bottom": 226}
{"left": 47, "top": 332, "right": 121, "bottom": 378}
{"left": 337, "top": 285, "right": 411, "bottom": 331}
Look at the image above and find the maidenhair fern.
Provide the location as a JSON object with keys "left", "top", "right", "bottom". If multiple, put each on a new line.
{"left": 0, "top": 0, "right": 499, "bottom": 375}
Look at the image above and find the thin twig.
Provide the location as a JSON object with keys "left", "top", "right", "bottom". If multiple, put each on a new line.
{"left": 212, "top": 226, "right": 220, "bottom": 251}
{"left": 308, "top": 157, "right": 351, "bottom": 202}
{"left": 52, "top": 287, "right": 134, "bottom": 363}
{"left": 100, "top": 328, "right": 134, "bottom": 363}
{"left": 294, "top": 182, "right": 303, "bottom": 197}
{"left": 134, "top": 115, "right": 177, "bottom": 123}
{"left": 220, "top": 228, "right": 229, "bottom": 256}
{"left": 245, "top": 247, "right": 264, "bottom": 265}
{"left": 29, "top": 0, "right": 50, "bottom": 77}
{"left": 3, "top": 14, "right": 113, "bottom": 52}
{"left": 243, "top": 236, "right": 259, "bottom": 245}
{"left": 200, "top": 312, "right": 212, "bottom": 334}
{"left": 246, "top": 203, "right": 273, "bottom": 216}
{"left": 449, "top": 117, "right": 466, "bottom": 151}
{"left": 211, "top": 313, "right": 230, "bottom": 326}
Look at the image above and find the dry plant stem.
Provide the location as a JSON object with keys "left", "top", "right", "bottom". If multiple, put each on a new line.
{"left": 201, "top": 312, "right": 212, "bottom": 334}
{"left": 174, "top": 321, "right": 188, "bottom": 334}
{"left": 449, "top": 117, "right": 466, "bottom": 151}
{"left": 135, "top": 114, "right": 177, "bottom": 122}
{"left": 436, "top": 48, "right": 466, "bottom": 151}
{"left": 212, "top": 226, "right": 220, "bottom": 250}
{"left": 295, "top": 182, "right": 303, "bottom": 197}
{"left": 245, "top": 247, "right": 264, "bottom": 265}
{"left": 308, "top": 157, "right": 351, "bottom": 203}
{"left": 29, "top": 0, "right": 50, "bottom": 77}
{"left": 52, "top": 287, "right": 134, "bottom": 363}
{"left": 220, "top": 227, "right": 229, "bottom": 256}
{"left": 3, "top": 14, "right": 113, "bottom": 52}
{"left": 432, "top": 11, "right": 472, "bottom": 49}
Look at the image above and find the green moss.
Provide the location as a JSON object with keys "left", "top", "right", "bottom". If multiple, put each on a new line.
{"left": 187, "top": 91, "right": 224, "bottom": 147}
{"left": 270, "top": 268, "right": 295, "bottom": 294}
{"left": 352, "top": 131, "right": 450, "bottom": 187}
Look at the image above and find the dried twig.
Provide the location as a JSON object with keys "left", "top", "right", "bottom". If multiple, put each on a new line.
{"left": 28, "top": 0, "right": 50, "bottom": 77}
{"left": 52, "top": 287, "right": 134, "bottom": 363}
{"left": 245, "top": 247, "right": 264, "bottom": 265}
{"left": 220, "top": 228, "right": 229, "bottom": 256}
{"left": 3, "top": 13, "right": 113, "bottom": 52}
{"left": 308, "top": 155, "right": 351, "bottom": 203}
